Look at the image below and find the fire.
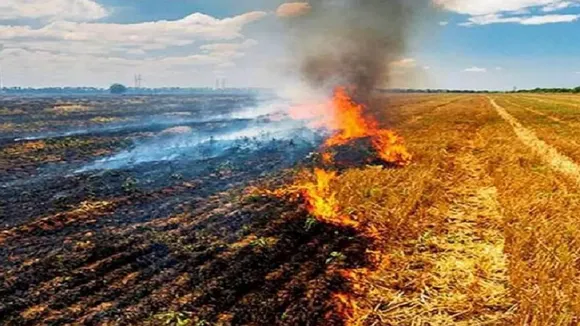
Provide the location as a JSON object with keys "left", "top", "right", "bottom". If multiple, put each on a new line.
{"left": 287, "top": 87, "right": 411, "bottom": 166}
{"left": 321, "top": 152, "right": 334, "bottom": 164}
{"left": 333, "top": 293, "right": 358, "bottom": 321}
{"left": 326, "top": 87, "right": 411, "bottom": 166}
{"left": 292, "top": 87, "right": 411, "bottom": 228}
{"left": 372, "top": 130, "right": 412, "bottom": 165}
{"left": 299, "top": 168, "right": 359, "bottom": 228}
{"left": 324, "top": 88, "right": 375, "bottom": 147}
{"left": 305, "top": 168, "right": 337, "bottom": 219}
{"left": 257, "top": 88, "right": 409, "bottom": 325}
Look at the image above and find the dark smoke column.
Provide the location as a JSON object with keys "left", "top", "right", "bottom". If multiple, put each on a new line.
{"left": 286, "top": 0, "right": 420, "bottom": 103}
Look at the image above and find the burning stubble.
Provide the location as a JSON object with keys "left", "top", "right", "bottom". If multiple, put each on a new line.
{"left": 286, "top": 0, "right": 422, "bottom": 103}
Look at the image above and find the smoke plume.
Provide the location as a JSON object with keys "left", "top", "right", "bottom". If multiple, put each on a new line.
{"left": 285, "top": 0, "right": 421, "bottom": 102}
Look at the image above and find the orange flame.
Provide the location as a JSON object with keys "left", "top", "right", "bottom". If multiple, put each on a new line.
{"left": 299, "top": 168, "right": 359, "bottom": 228}
{"left": 326, "top": 87, "right": 411, "bottom": 166}
{"left": 333, "top": 293, "right": 358, "bottom": 321}
{"left": 324, "top": 88, "right": 375, "bottom": 147}
{"left": 321, "top": 152, "right": 334, "bottom": 165}
{"left": 302, "top": 168, "right": 339, "bottom": 219}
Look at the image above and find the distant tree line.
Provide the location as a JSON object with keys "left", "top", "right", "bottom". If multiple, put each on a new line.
{"left": 0, "top": 86, "right": 269, "bottom": 96}
{"left": 381, "top": 87, "right": 580, "bottom": 94}
{"left": 381, "top": 89, "right": 500, "bottom": 94}
{"left": 514, "top": 87, "right": 580, "bottom": 94}
{"left": 0, "top": 87, "right": 106, "bottom": 94}
{"left": 2, "top": 86, "right": 579, "bottom": 96}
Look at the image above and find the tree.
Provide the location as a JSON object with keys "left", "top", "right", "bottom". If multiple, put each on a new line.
{"left": 109, "top": 84, "right": 127, "bottom": 94}
{"left": 574, "top": 86, "right": 580, "bottom": 93}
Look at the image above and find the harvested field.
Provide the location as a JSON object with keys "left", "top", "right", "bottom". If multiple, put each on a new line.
{"left": 2, "top": 93, "right": 580, "bottom": 325}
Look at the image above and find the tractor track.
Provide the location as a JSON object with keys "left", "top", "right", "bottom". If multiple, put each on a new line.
{"left": 490, "top": 97, "right": 580, "bottom": 184}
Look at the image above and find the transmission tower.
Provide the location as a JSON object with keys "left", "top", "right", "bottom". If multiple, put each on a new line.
{"left": 0, "top": 63, "right": 4, "bottom": 94}
{"left": 134, "top": 74, "right": 142, "bottom": 88}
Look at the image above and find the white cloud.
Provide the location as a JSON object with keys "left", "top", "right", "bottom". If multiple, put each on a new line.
{"left": 0, "top": 12, "right": 267, "bottom": 55}
{"left": 542, "top": 1, "right": 576, "bottom": 11}
{"left": 461, "top": 13, "right": 580, "bottom": 25}
{"left": 464, "top": 66, "right": 487, "bottom": 73}
{"left": 200, "top": 39, "right": 258, "bottom": 53}
{"left": 496, "top": 66, "right": 504, "bottom": 70}
{"left": 435, "top": 0, "right": 580, "bottom": 26}
{"left": 518, "top": 13, "right": 580, "bottom": 23}
{"left": 0, "top": 9, "right": 268, "bottom": 86}
{"left": 0, "top": 0, "right": 108, "bottom": 22}
{"left": 439, "top": 21, "right": 449, "bottom": 26}
{"left": 433, "top": 0, "right": 579, "bottom": 15}
{"left": 0, "top": 47, "right": 254, "bottom": 87}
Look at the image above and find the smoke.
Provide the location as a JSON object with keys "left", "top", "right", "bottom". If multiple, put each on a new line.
{"left": 74, "top": 100, "right": 323, "bottom": 173}
{"left": 285, "top": 0, "right": 422, "bottom": 102}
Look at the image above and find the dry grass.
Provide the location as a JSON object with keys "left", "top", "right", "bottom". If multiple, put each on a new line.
{"left": 316, "top": 96, "right": 515, "bottom": 325}
{"left": 0, "top": 122, "right": 15, "bottom": 131}
{"left": 46, "top": 104, "right": 92, "bottom": 114}
{"left": 478, "top": 98, "right": 580, "bottom": 325}
{"left": 90, "top": 116, "right": 124, "bottom": 124}
{"left": 322, "top": 93, "right": 580, "bottom": 325}
{"left": 516, "top": 94, "right": 580, "bottom": 108}
{"left": 489, "top": 98, "right": 580, "bottom": 185}
{"left": 493, "top": 95, "right": 580, "bottom": 168}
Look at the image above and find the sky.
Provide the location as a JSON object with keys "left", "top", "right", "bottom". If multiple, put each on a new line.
{"left": 0, "top": 0, "right": 579, "bottom": 90}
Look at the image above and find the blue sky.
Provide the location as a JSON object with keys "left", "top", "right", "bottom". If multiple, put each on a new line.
{"left": 0, "top": 0, "right": 579, "bottom": 90}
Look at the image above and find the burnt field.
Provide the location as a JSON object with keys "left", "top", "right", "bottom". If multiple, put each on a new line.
{"left": 0, "top": 93, "right": 377, "bottom": 325}
{"left": 6, "top": 92, "right": 580, "bottom": 325}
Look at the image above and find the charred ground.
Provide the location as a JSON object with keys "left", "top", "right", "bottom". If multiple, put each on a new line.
{"left": 0, "top": 94, "right": 381, "bottom": 325}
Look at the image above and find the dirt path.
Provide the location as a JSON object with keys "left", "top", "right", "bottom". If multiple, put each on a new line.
{"left": 490, "top": 97, "right": 580, "bottom": 184}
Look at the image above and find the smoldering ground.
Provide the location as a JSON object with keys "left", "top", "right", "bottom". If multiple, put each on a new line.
{"left": 53, "top": 99, "right": 317, "bottom": 172}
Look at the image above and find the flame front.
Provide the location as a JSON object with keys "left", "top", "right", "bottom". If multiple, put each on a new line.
{"left": 303, "top": 168, "right": 338, "bottom": 219}
{"left": 299, "top": 168, "right": 359, "bottom": 228}
{"left": 294, "top": 87, "right": 411, "bottom": 227}
{"left": 326, "top": 87, "right": 411, "bottom": 166}
{"left": 324, "top": 88, "right": 375, "bottom": 147}
{"left": 273, "top": 88, "right": 411, "bottom": 324}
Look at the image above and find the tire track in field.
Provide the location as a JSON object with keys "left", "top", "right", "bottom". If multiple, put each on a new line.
{"left": 420, "top": 150, "right": 514, "bottom": 324}
{"left": 379, "top": 98, "right": 514, "bottom": 325}
{"left": 502, "top": 98, "right": 573, "bottom": 126}
{"left": 382, "top": 152, "right": 515, "bottom": 325}
{"left": 490, "top": 98, "right": 580, "bottom": 184}
{"left": 516, "top": 95, "right": 580, "bottom": 109}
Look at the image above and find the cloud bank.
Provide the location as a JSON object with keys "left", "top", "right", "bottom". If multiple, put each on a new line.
{"left": 0, "top": 0, "right": 108, "bottom": 22}
{"left": 434, "top": 0, "right": 580, "bottom": 25}
{"left": 0, "top": 2, "right": 268, "bottom": 87}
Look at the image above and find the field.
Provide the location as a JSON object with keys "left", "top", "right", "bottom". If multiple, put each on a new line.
{"left": 1, "top": 92, "right": 580, "bottom": 325}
